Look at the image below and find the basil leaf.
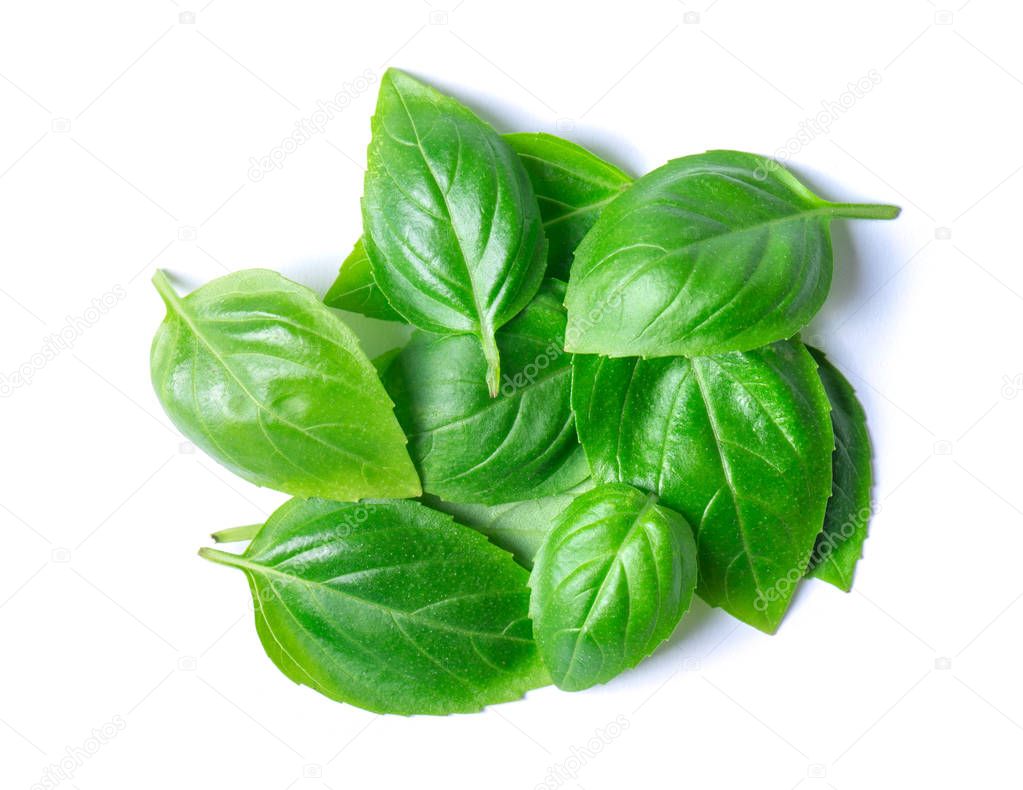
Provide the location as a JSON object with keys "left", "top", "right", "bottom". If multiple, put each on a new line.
{"left": 200, "top": 498, "right": 547, "bottom": 715}
{"left": 565, "top": 150, "right": 899, "bottom": 357}
{"left": 324, "top": 238, "right": 405, "bottom": 322}
{"left": 363, "top": 69, "right": 547, "bottom": 396}
{"left": 571, "top": 340, "right": 834, "bottom": 632}
{"left": 504, "top": 133, "right": 631, "bottom": 279}
{"left": 422, "top": 479, "right": 593, "bottom": 568}
{"left": 806, "top": 347, "right": 872, "bottom": 591}
{"left": 384, "top": 281, "right": 588, "bottom": 505}
{"left": 370, "top": 346, "right": 403, "bottom": 378}
{"left": 529, "top": 483, "right": 697, "bottom": 690}
{"left": 150, "top": 269, "right": 420, "bottom": 501}
{"left": 331, "top": 133, "right": 627, "bottom": 319}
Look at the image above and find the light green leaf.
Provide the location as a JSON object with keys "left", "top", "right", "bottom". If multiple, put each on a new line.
{"left": 423, "top": 479, "right": 593, "bottom": 568}
{"left": 150, "top": 269, "right": 420, "bottom": 501}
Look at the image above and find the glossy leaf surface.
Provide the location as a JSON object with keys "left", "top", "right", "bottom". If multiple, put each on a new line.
{"left": 529, "top": 483, "right": 697, "bottom": 690}
{"left": 806, "top": 347, "right": 872, "bottom": 591}
{"left": 565, "top": 150, "right": 899, "bottom": 357}
{"left": 571, "top": 340, "right": 833, "bottom": 632}
{"left": 333, "top": 133, "right": 627, "bottom": 319}
{"left": 200, "top": 498, "right": 548, "bottom": 715}
{"left": 384, "top": 281, "right": 588, "bottom": 505}
{"left": 363, "top": 69, "right": 546, "bottom": 395}
{"left": 150, "top": 269, "right": 420, "bottom": 501}
{"left": 504, "top": 132, "right": 631, "bottom": 279}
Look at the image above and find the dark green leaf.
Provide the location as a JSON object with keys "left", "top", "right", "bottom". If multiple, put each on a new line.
{"left": 565, "top": 150, "right": 899, "bottom": 357}
{"left": 371, "top": 346, "right": 404, "bottom": 378}
{"left": 571, "top": 340, "right": 834, "bottom": 632}
{"left": 363, "top": 69, "right": 546, "bottom": 395}
{"left": 504, "top": 132, "right": 631, "bottom": 279}
{"left": 384, "top": 281, "right": 588, "bottom": 505}
{"left": 806, "top": 347, "right": 872, "bottom": 591}
{"left": 150, "top": 269, "right": 420, "bottom": 501}
{"left": 423, "top": 479, "right": 593, "bottom": 568}
{"left": 200, "top": 497, "right": 548, "bottom": 715}
{"left": 529, "top": 483, "right": 697, "bottom": 691}
{"left": 324, "top": 238, "right": 405, "bottom": 322}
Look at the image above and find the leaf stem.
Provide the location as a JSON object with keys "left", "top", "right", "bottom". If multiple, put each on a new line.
{"left": 198, "top": 546, "right": 249, "bottom": 569}
{"left": 210, "top": 524, "right": 262, "bottom": 543}
{"left": 827, "top": 202, "right": 901, "bottom": 220}
{"left": 481, "top": 329, "right": 501, "bottom": 398}
{"left": 152, "top": 269, "right": 184, "bottom": 310}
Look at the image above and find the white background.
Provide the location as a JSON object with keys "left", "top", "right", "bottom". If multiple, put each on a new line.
{"left": 2, "top": 1, "right": 1020, "bottom": 788}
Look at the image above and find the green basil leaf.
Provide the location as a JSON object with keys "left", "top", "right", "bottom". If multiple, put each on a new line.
{"left": 200, "top": 498, "right": 547, "bottom": 715}
{"left": 571, "top": 340, "right": 833, "bottom": 632}
{"left": 332, "top": 133, "right": 627, "bottom": 319}
{"left": 150, "top": 269, "right": 420, "bottom": 501}
{"left": 565, "top": 150, "right": 899, "bottom": 357}
{"left": 384, "top": 281, "right": 588, "bottom": 505}
{"left": 806, "top": 347, "right": 872, "bottom": 591}
{"left": 528, "top": 483, "right": 697, "bottom": 691}
{"left": 504, "top": 133, "right": 631, "bottom": 279}
{"left": 363, "top": 69, "right": 547, "bottom": 395}
{"left": 324, "top": 238, "right": 405, "bottom": 322}
{"left": 422, "top": 479, "right": 593, "bottom": 568}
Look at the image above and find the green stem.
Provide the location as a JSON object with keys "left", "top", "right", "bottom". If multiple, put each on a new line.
{"left": 210, "top": 523, "right": 262, "bottom": 543}
{"left": 152, "top": 269, "right": 185, "bottom": 310}
{"left": 827, "top": 202, "right": 901, "bottom": 220}
{"left": 481, "top": 329, "right": 501, "bottom": 398}
{"left": 198, "top": 546, "right": 248, "bottom": 569}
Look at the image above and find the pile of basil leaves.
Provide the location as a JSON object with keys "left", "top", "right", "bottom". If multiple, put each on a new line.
{"left": 150, "top": 69, "right": 897, "bottom": 715}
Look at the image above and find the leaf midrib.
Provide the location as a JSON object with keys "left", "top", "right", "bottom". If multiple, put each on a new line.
{"left": 584, "top": 203, "right": 836, "bottom": 287}
{"left": 390, "top": 84, "right": 493, "bottom": 335}
{"left": 560, "top": 493, "right": 660, "bottom": 686}
{"left": 226, "top": 552, "right": 533, "bottom": 644}
{"left": 539, "top": 195, "right": 619, "bottom": 229}
{"left": 691, "top": 362, "right": 770, "bottom": 614}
